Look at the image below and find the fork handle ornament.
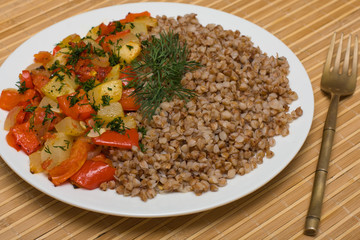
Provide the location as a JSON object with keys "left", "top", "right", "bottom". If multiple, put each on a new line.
{"left": 305, "top": 94, "right": 340, "bottom": 236}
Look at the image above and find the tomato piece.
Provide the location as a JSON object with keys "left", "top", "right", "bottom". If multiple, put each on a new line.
{"left": 70, "top": 160, "right": 115, "bottom": 190}
{"left": 92, "top": 129, "right": 139, "bottom": 149}
{"left": 120, "top": 11, "right": 151, "bottom": 24}
{"left": 48, "top": 137, "right": 90, "bottom": 186}
{"left": 57, "top": 89, "right": 96, "bottom": 121}
{"left": 34, "top": 51, "right": 52, "bottom": 65}
{"left": 9, "top": 122, "right": 41, "bottom": 155}
{"left": 119, "top": 88, "right": 140, "bottom": 111}
{"left": 19, "top": 70, "right": 34, "bottom": 89}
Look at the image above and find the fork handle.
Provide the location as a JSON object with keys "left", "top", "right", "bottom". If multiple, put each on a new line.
{"left": 305, "top": 94, "right": 340, "bottom": 236}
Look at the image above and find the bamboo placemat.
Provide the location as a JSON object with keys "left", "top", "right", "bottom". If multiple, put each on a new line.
{"left": 1, "top": 0, "right": 359, "bottom": 239}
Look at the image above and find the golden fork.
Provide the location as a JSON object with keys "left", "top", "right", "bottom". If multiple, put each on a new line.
{"left": 304, "top": 32, "right": 358, "bottom": 236}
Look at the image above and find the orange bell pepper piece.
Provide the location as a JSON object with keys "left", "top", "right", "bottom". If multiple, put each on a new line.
{"left": 48, "top": 137, "right": 90, "bottom": 186}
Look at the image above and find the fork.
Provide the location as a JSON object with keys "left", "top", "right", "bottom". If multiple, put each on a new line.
{"left": 304, "top": 32, "right": 358, "bottom": 236}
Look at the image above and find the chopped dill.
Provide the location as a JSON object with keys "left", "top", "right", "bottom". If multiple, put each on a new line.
{"left": 106, "top": 117, "right": 128, "bottom": 134}
{"left": 16, "top": 81, "right": 29, "bottom": 94}
{"left": 128, "top": 31, "right": 201, "bottom": 121}
{"left": 24, "top": 104, "right": 37, "bottom": 113}
{"left": 101, "top": 95, "right": 112, "bottom": 106}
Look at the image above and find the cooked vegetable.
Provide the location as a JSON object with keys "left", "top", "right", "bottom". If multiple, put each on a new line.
{"left": 57, "top": 89, "right": 95, "bottom": 121}
{"left": 19, "top": 70, "right": 34, "bottom": 89}
{"left": 9, "top": 121, "right": 41, "bottom": 155}
{"left": 97, "top": 101, "right": 124, "bottom": 123}
{"left": 40, "top": 133, "right": 74, "bottom": 170}
{"left": 4, "top": 106, "right": 23, "bottom": 131}
{"left": 92, "top": 128, "right": 139, "bottom": 149}
{"left": 120, "top": 88, "right": 139, "bottom": 111}
{"left": 87, "top": 79, "right": 123, "bottom": 107}
{"left": 69, "top": 158, "right": 115, "bottom": 189}
{"left": 41, "top": 74, "right": 76, "bottom": 101}
{"left": 104, "top": 64, "right": 121, "bottom": 82}
{"left": 120, "top": 11, "right": 151, "bottom": 24}
{"left": 29, "top": 151, "right": 43, "bottom": 174}
{"left": 55, "top": 117, "right": 86, "bottom": 136}
{"left": 38, "top": 96, "right": 60, "bottom": 113}
{"left": 0, "top": 88, "right": 38, "bottom": 111}
{"left": 48, "top": 137, "right": 90, "bottom": 186}
{"left": 122, "top": 115, "right": 137, "bottom": 129}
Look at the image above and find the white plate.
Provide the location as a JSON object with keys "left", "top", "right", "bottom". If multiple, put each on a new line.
{"left": 0, "top": 2, "right": 314, "bottom": 217}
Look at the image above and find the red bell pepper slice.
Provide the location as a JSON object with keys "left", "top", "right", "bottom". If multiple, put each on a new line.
{"left": 119, "top": 88, "right": 140, "bottom": 111}
{"left": 57, "top": 89, "right": 96, "bottom": 121}
{"left": 48, "top": 137, "right": 90, "bottom": 186}
{"left": 120, "top": 11, "right": 151, "bottom": 24}
{"left": 69, "top": 159, "right": 115, "bottom": 190}
{"left": 0, "top": 89, "right": 38, "bottom": 111}
{"left": 92, "top": 128, "right": 139, "bottom": 149}
{"left": 9, "top": 121, "right": 41, "bottom": 155}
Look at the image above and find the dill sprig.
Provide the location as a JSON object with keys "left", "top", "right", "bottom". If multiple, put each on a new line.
{"left": 128, "top": 31, "right": 201, "bottom": 121}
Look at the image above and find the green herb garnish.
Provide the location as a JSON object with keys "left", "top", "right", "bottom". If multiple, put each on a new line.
{"left": 24, "top": 104, "right": 37, "bottom": 113}
{"left": 16, "top": 81, "right": 29, "bottom": 94}
{"left": 106, "top": 117, "right": 128, "bottom": 134}
{"left": 44, "top": 145, "right": 51, "bottom": 154}
{"left": 101, "top": 95, "right": 112, "bottom": 106}
{"left": 42, "top": 104, "right": 56, "bottom": 125}
{"left": 128, "top": 31, "right": 201, "bottom": 120}
{"left": 92, "top": 115, "right": 105, "bottom": 135}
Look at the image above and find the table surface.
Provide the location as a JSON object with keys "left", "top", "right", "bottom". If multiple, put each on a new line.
{"left": 0, "top": 0, "right": 359, "bottom": 239}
